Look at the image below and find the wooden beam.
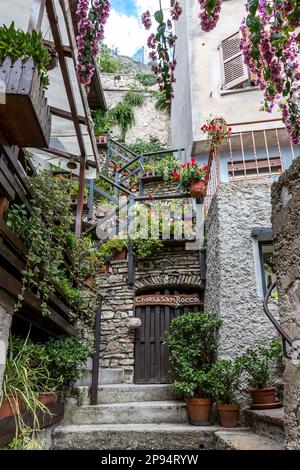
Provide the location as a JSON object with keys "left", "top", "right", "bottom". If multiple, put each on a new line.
{"left": 0, "top": 198, "right": 9, "bottom": 219}
{"left": 27, "top": 0, "right": 46, "bottom": 33}
{"left": 50, "top": 106, "right": 87, "bottom": 125}
{"left": 75, "top": 153, "right": 86, "bottom": 237}
{"left": 46, "top": 0, "right": 86, "bottom": 158}
{"left": 59, "top": 0, "right": 102, "bottom": 172}
{"left": 43, "top": 39, "right": 72, "bottom": 58}
{"left": 38, "top": 146, "right": 96, "bottom": 168}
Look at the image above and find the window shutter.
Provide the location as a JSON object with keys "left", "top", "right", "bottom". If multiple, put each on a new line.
{"left": 220, "top": 32, "right": 249, "bottom": 90}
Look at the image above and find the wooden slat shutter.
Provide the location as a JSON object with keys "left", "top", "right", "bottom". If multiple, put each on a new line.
{"left": 220, "top": 31, "right": 249, "bottom": 90}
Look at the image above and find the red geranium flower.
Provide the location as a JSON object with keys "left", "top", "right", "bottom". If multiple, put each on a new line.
{"left": 191, "top": 157, "right": 196, "bottom": 164}
{"left": 148, "top": 194, "right": 153, "bottom": 201}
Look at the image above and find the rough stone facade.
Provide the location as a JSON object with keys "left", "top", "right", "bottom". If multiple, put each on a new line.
{"left": 272, "top": 157, "right": 300, "bottom": 450}
{"left": 97, "top": 247, "right": 203, "bottom": 383}
{"left": 205, "top": 181, "right": 279, "bottom": 359}
{"left": 0, "top": 290, "right": 15, "bottom": 392}
{"left": 101, "top": 74, "right": 170, "bottom": 146}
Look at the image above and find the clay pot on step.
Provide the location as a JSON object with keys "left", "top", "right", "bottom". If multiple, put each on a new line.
{"left": 185, "top": 397, "right": 213, "bottom": 425}
{"left": 0, "top": 395, "right": 23, "bottom": 418}
{"left": 113, "top": 248, "right": 127, "bottom": 261}
{"left": 38, "top": 392, "right": 59, "bottom": 405}
{"left": 217, "top": 404, "right": 240, "bottom": 428}
{"left": 189, "top": 180, "right": 206, "bottom": 199}
{"left": 249, "top": 387, "right": 276, "bottom": 406}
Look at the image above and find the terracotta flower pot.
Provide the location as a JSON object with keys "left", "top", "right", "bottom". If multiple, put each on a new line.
{"left": 217, "top": 404, "right": 240, "bottom": 428}
{"left": 249, "top": 387, "right": 276, "bottom": 405}
{"left": 185, "top": 397, "right": 213, "bottom": 425}
{"left": 189, "top": 180, "right": 206, "bottom": 198}
{"left": 84, "top": 276, "right": 93, "bottom": 288}
{"left": 113, "top": 248, "right": 127, "bottom": 261}
{"left": 0, "top": 396, "right": 23, "bottom": 418}
{"left": 38, "top": 392, "right": 59, "bottom": 405}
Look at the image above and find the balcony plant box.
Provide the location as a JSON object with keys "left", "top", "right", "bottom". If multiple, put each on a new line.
{"left": 0, "top": 57, "right": 51, "bottom": 148}
{"left": 95, "top": 134, "right": 108, "bottom": 149}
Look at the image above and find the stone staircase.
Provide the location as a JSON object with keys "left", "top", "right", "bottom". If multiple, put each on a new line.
{"left": 51, "top": 384, "right": 285, "bottom": 450}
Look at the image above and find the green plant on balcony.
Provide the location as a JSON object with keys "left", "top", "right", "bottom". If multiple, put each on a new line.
{"left": 131, "top": 238, "right": 164, "bottom": 260}
{"left": 155, "top": 154, "right": 179, "bottom": 181}
{"left": 98, "top": 237, "right": 128, "bottom": 262}
{"left": 0, "top": 22, "right": 51, "bottom": 89}
{"left": 92, "top": 109, "right": 115, "bottom": 136}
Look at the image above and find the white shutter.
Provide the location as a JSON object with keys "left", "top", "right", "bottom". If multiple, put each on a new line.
{"left": 220, "top": 32, "right": 249, "bottom": 90}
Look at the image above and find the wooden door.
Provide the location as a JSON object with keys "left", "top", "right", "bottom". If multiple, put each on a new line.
{"left": 134, "top": 289, "right": 200, "bottom": 384}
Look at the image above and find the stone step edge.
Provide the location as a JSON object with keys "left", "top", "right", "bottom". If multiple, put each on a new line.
{"left": 78, "top": 400, "right": 186, "bottom": 410}
{"left": 244, "top": 408, "right": 284, "bottom": 429}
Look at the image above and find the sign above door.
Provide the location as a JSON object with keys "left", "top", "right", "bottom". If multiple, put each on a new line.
{"left": 135, "top": 294, "right": 201, "bottom": 309}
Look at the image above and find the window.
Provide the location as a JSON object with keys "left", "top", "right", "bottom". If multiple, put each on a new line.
{"left": 219, "top": 31, "right": 256, "bottom": 90}
{"left": 228, "top": 157, "right": 282, "bottom": 181}
{"left": 259, "top": 241, "right": 277, "bottom": 296}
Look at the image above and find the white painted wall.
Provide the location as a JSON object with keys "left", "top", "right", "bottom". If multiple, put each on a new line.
{"left": 172, "top": 0, "right": 283, "bottom": 155}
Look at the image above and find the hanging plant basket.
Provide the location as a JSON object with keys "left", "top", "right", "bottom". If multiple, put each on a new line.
{"left": 0, "top": 57, "right": 51, "bottom": 148}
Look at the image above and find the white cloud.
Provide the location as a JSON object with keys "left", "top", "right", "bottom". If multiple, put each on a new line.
{"left": 104, "top": 1, "right": 173, "bottom": 57}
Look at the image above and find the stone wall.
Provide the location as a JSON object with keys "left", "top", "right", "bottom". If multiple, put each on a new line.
{"left": 100, "top": 74, "right": 170, "bottom": 146}
{"left": 0, "top": 290, "right": 14, "bottom": 392}
{"left": 96, "top": 247, "right": 203, "bottom": 383}
{"left": 205, "top": 181, "right": 278, "bottom": 359}
{"left": 272, "top": 157, "right": 300, "bottom": 450}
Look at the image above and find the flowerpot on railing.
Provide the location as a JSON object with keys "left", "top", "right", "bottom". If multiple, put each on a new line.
{"left": 44, "top": 43, "right": 58, "bottom": 71}
{"left": 95, "top": 134, "right": 108, "bottom": 148}
{"left": 113, "top": 248, "right": 127, "bottom": 261}
{"left": 38, "top": 392, "right": 59, "bottom": 406}
{"left": 189, "top": 180, "right": 206, "bottom": 199}
{"left": 0, "top": 57, "right": 51, "bottom": 147}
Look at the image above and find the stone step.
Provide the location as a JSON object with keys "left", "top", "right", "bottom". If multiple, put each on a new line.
{"left": 64, "top": 401, "right": 188, "bottom": 425}
{"left": 76, "top": 367, "right": 124, "bottom": 386}
{"left": 214, "top": 430, "right": 284, "bottom": 450}
{"left": 76, "top": 384, "right": 176, "bottom": 405}
{"left": 244, "top": 408, "right": 284, "bottom": 443}
{"left": 52, "top": 423, "right": 221, "bottom": 450}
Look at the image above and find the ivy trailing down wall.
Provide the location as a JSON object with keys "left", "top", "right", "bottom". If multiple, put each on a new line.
{"left": 93, "top": 89, "right": 145, "bottom": 142}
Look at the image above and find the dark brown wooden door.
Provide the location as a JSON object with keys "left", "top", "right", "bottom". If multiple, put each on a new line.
{"left": 134, "top": 289, "right": 200, "bottom": 384}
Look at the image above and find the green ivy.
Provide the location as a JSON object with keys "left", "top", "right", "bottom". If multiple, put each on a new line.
{"left": 135, "top": 72, "right": 157, "bottom": 87}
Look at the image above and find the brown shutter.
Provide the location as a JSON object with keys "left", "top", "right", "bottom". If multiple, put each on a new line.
{"left": 220, "top": 31, "right": 249, "bottom": 90}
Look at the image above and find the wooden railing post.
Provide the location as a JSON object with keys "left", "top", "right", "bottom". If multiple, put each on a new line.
{"left": 91, "top": 295, "right": 102, "bottom": 406}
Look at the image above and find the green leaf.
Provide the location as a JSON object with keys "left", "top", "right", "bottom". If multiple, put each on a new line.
{"left": 154, "top": 9, "right": 164, "bottom": 25}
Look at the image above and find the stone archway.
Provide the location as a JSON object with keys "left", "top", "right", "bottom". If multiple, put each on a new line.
{"left": 135, "top": 273, "right": 204, "bottom": 293}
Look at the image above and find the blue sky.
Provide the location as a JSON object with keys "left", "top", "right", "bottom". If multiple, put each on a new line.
{"left": 105, "top": 1, "right": 171, "bottom": 57}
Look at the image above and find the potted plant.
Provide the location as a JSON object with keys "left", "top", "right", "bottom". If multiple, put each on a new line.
{"left": 156, "top": 155, "right": 179, "bottom": 182}
{"left": 210, "top": 359, "right": 242, "bottom": 427}
{"left": 238, "top": 338, "right": 283, "bottom": 408}
{"left": 201, "top": 116, "right": 232, "bottom": 149}
{"left": 173, "top": 158, "right": 209, "bottom": 198}
{"left": 0, "top": 22, "right": 52, "bottom": 147}
{"left": 165, "top": 312, "right": 222, "bottom": 425}
{"left": 98, "top": 237, "right": 128, "bottom": 262}
{"left": 92, "top": 109, "right": 113, "bottom": 146}
{"left": 141, "top": 164, "right": 156, "bottom": 178}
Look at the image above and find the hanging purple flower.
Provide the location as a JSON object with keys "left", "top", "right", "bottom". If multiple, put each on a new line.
{"left": 141, "top": 10, "right": 152, "bottom": 30}
{"left": 171, "top": 1, "right": 183, "bottom": 21}
{"left": 76, "top": 0, "right": 111, "bottom": 85}
{"left": 198, "top": 0, "right": 222, "bottom": 32}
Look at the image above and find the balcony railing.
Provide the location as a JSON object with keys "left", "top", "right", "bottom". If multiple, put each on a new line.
{"left": 204, "top": 121, "right": 299, "bottom": 212}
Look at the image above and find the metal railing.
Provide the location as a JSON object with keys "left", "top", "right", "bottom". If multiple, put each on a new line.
{"left": 263, "top": 281, "right": 293, "bottom": 359}
{"left": 204, "top": 122, "right": 299, "bottom": 212}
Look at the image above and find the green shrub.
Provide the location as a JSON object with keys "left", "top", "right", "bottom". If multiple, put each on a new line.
{"left": 165, "top": 312, "right": 222, "bottom": 398}
{"left": 124, "top": 90, "right": 144, "bottom": 107}
{"left": 135, "top": 72, "right": 157, "bottom": 87}
{"left": 98, "top": 44, "right": 121, "bottom": 73}
{"left": 237, "top": 338, "right": 282, "bottom": 389}
{"left": 131, "top": 238, "right": 163, "bottom": 260}
{"left": 210, "top": 359, "right": 242, "bottom": 405}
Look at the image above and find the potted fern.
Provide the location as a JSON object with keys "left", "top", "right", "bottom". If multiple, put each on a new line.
{"left": 165, "top": 312, "right": 222, "bottom": 425}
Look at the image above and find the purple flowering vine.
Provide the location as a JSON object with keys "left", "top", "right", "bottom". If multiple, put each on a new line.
{"left": 141, "top": 2, "right": 183, "bottom": 105}
{"left": 76, "top": 0, "right": 111, "bottom": 85}
{"left": 240, "top": 1, "right": 300, "bottom": 143}
{"left": 198, "top": 0, "right": 222, "bottom": 32}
